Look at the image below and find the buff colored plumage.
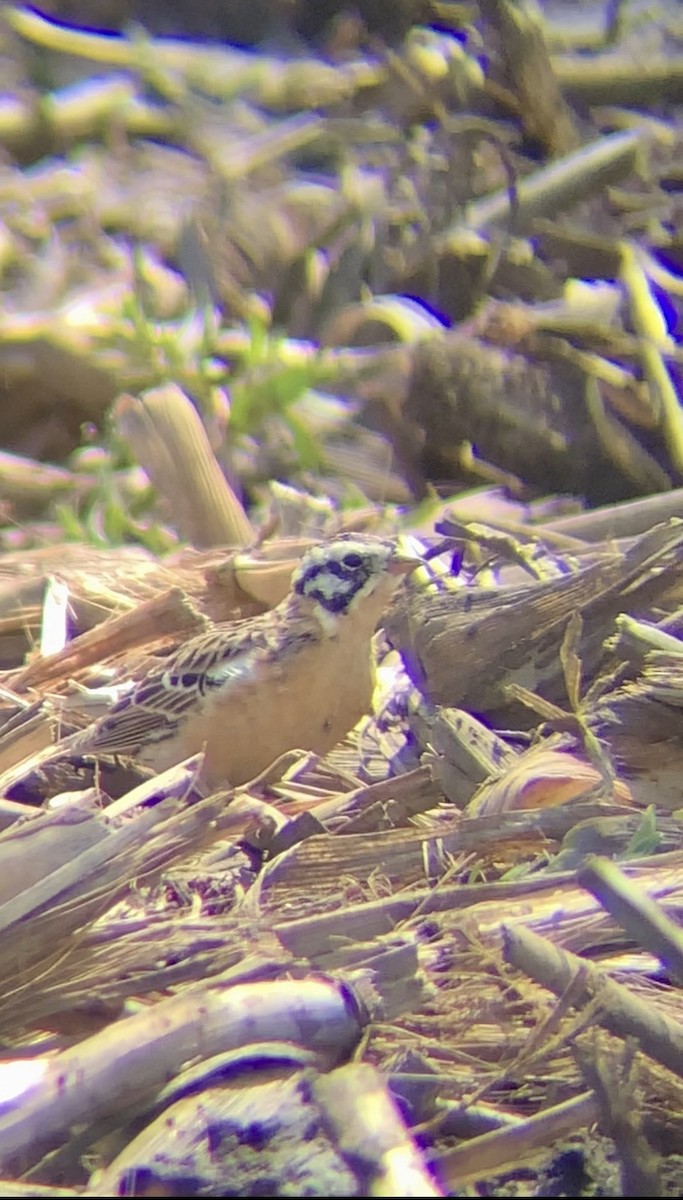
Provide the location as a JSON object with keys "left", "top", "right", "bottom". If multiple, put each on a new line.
{"left": 72, "top": 534, "right": 418, "bottom": 787}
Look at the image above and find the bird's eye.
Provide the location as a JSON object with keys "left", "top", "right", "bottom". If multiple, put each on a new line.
{"left": 342, "top": 552, "right": 364, "bottom": 569}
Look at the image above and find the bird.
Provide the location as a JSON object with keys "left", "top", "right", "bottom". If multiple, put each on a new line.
{"left": 69, "top": 534, "right": 420, "bottom": 788}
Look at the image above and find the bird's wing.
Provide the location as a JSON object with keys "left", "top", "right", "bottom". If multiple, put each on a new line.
{"left": 79, "top": 608, "right": 317, "bottom": 757}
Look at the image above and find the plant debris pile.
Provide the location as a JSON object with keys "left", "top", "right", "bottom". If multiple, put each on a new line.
{"left": 0, "top": 0, "right": 681, "bottom": 1196}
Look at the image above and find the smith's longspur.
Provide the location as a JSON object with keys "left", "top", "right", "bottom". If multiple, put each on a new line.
{"left": 69, "top": 533, "right": 419, "bottom": 788}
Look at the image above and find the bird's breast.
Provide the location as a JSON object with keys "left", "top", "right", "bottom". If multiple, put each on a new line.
{"left": 144, "top": 623, "right": 376, "bottom": 787}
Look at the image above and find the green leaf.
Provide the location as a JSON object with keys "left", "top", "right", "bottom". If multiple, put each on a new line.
{"left": 620, "top": 806, "right": 661, "bottom": 860}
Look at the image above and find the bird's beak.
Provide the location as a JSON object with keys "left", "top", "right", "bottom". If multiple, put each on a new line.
{"left": 388, "top": 545, "right": 423, "bottom": 576}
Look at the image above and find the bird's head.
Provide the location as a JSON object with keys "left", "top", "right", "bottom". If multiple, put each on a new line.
{"left": 292, "top": 534, "right": 419, "bottom": 618}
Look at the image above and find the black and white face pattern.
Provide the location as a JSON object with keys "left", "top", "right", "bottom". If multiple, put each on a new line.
{"left": 292, "top": 536, "right": 397, "bottom": 615}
